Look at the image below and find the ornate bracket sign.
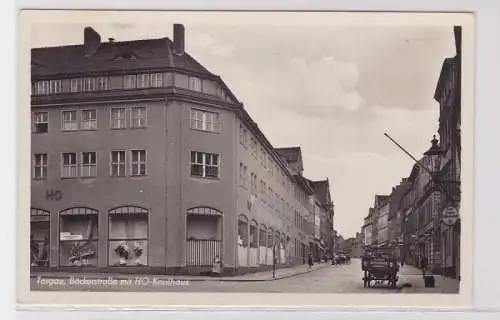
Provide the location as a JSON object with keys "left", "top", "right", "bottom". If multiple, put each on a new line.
{"left": 442, "top": 206, "right": 459, "bottom": 226}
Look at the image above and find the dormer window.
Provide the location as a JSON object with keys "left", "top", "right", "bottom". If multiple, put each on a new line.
{"left": 124, "top": 75, "right": 137, "bottom": 89}
{"left": 189, "top": 76, "right": 202, "bottom": 92}
{"left": 137, "top": 74, "right": 151, "bottom": 88}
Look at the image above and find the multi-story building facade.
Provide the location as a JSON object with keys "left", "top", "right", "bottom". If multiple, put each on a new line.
{"left": 387, "top": 179, "right": 411, "bottom": 259}
{"left": 396, "top": 138, "right": 442, "bottom": 272}
{"left": 376, "top": 200, "right": 389, "bottom": 246}
{"left": 350, "top": 232, "right": 363, "bottom": 258}
{"left": 362, "top": 209, "right": 373, "bottom": 247}
{"left": 310, "top": 179, "right": 335, "bottom": 259}
{"left": 371, "top": 195, "right": 388, "bottom": 247}
{"left": 433, "top": 26, "right": 462, "bottom": 279}
{"left": 30, "top": 25, "right": 334, "bottom": 275}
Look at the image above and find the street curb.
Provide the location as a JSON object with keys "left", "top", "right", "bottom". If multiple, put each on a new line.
{"left": 263, "top": 264, "right": 331, "bottom": 282}
{"left": 30, "top": 264, "right": 332, "bottom": 283}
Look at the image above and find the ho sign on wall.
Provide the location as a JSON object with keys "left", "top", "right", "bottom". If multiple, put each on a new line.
{"left": 46, "top": 189, "right": 63, "bottom": 201}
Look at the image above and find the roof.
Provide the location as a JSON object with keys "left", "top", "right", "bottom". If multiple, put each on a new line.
{"left": 408, "top": 163, "right": 420, "bottom": 182}
{"left": 374, "top": 195, "right": 389, "bottom": 208}
{"left": 31, "top": 37, "right": 214, "bottom": 78}
{"left": 293, "top": 174, "right": 315, "bottom": 196}
{"left": 433, "top": 57, "right": 457, "bottom": 103}
{"left": 275, "top": 147, "right": 302, "bottom": 163}
{"left": 388, "top": 181, "right": 412, "bottom": 220}
{"left": 310, "top": 179, "right": 330, "bottom": 205}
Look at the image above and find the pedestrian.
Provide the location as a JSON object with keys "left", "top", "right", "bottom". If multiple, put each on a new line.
{"left": 421, "top": 255, "right": 428, "bottom": 277}
{"left": 401, "top": 256, "right": 405, "bottom": 268}
{"left": 211, "top": 255, "right": 222, "bottom": 277}
{"left": 308, "top": 253, "right": 314, "bottom": 268}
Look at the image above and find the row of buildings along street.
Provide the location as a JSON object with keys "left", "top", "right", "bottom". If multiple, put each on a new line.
{"left": 341, "top": 26, "right": 462, "bottom": 281}
{"left": 29, "top": 24, "right": 337, "bottom": 276}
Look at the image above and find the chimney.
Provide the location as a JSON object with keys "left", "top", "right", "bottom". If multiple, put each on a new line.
{"left": 84, "top": 27, "right": 101, "bottom": 56}
{"left": 454, "top": 26, "right": 462, "bottom": 57}
{"left": 173, "top": 24, "right": 185, "bottom": 55}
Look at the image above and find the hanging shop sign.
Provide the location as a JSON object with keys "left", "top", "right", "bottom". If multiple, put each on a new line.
{"left": 442, "top": 206, "right": 459, "bottom": 226}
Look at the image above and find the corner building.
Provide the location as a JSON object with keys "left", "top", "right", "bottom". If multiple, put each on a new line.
{"left": 30, "top": 25, "right": 333, "bottom": 275}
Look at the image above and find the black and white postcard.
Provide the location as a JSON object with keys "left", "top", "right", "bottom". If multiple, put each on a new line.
{"left": 17, "top": 10, "right": 474, "bottom": 308}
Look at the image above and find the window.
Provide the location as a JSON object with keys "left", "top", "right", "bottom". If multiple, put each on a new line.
{"left": 190, "top": 151, "right": 219, "bottom": 178}
{"left": 188, "top": 76, "right": 202, "bottom": 91}
{"left": 110, "top": 108, "right": 127, "bottom": 129}
{"left": 59, "top": 207, "right": 98, "bottom": 266}
{"left": 216, "top": 86, "right": 225, "bottom": 98}
{"left": 260, "top": 180, "right": 267, "bottom": 202}
{"left": 268, "top": 187, "right": 273, "bottom": 208}
{"left": 34, "top": 81, "right": 49, "bottom": 95}
{"left": 33, "top": 112, "right": 48, "bottom": 133}
{"left": 30, "top": 208, "right": 50, "bottom": 267}
{"left": 250, "top": 172, "right": 257, "bottom": 196}
{"left": 131, "top": 107, "right": 147, "bottom": 128}
{"left": 239, "top": 163, "right": 245, "bottom": 187}
{"left": 80, "top": 110, "right": 97, "bottom": 130}
{"left": 108, "top": 206, "right": 149, "bottom": 266}
{"left": 61, "top": 110, "right": 78, "bottom": 131}
{"left": 111, "top": 151, "right": 126, "bottom": 177}
{"left": 96, "top": 77, "right": 108, "bottom": 91}
{"left": 49, "top": 80, "right": 62, "bottom": 94}
{"left": 70, "top": 78, "right": 82, "bottom": 92}
{"left": 243, "top": 165, "right": 248, "bottom": 188}
{"left": 130, "top": 150, "right": 147, "bottom": 176}
{"left": 250, "top": 138, "right": 257, "bottom": 158}
{"left": 189, "top": 109, "right": 221, "bottom": 132}
{"left": 81, "top": 152, "right": 97, "bottom": 177}
{"left": 239, "top": 125, "right": 245, "bottom": 146}
{"left": 61, "top": 153, "right": 78, "bottom": 178}
{"left": 260, "top": 147, "right": 266, "bottom": 167}
{"left": 124, "top": 75, "right": 137, "bottom": 89}
{"left": 151, "top": 73, "right": 164, "bottom": 87}
{"left": 137, "top": 74, "right": 151, "bottom": 88}
{"left": 82, "top": 77, "right": 96, "bottom": 92}
{"left": 33, "top": 153, "right": 48, "bottom": 179}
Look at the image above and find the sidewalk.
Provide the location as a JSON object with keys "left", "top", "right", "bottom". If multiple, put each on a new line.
{"left": 398, "top": 264, "right": 460, "bottom": 293}
{"left": 31, "top": 262, "right": 331, "bottom": 282}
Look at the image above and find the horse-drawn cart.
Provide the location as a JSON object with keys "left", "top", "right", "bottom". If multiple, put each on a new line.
{"left": 361, "top": 251, "right": 399, "bottom": 289}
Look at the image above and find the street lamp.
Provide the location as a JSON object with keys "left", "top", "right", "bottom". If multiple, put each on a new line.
{"left": 423, "top": 135, "right": 443, "bottom": 179}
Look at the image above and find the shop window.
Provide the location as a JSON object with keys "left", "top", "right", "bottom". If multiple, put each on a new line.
{"left": 30, "top": 208, "right": 50, "bottom": 267}
{"left": 59, "top": 207, "right": 99, "bottom": 267}
{"left": 108, "top": 206, "right": 149, "bottom": 266}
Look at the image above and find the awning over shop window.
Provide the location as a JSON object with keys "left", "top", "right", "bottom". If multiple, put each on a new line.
{"left": 187, "top": 207, "right": 222, "bottom": 216}
{"left": 60, "top": 207, "right": 98, "bottom": 215}
{"left": 109, "top": 206, "right": 148, "bottom": 215}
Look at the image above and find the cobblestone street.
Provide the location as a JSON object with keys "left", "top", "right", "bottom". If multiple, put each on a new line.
{"left": 31, "top": 259, "right": 459, "bottom": 293}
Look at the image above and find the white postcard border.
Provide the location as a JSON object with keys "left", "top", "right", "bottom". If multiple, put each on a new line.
{"left": 17, "top": 10, "right": 475, "bottom": 308}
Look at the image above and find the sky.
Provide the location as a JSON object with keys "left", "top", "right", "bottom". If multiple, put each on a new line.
{"left": 31, "top": 20, "right": 457, "bottom": 238}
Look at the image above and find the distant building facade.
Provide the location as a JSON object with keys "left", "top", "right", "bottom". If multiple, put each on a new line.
{"left": 362, "top": 209, "right": 373, "bottom": 247}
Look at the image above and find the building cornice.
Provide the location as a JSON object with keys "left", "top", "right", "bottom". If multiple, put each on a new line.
{"left": 31, "top": 87, "right": 241, "bottom": 111}
{"left": 31, "top": 67, "right": 219, "bottom": 82}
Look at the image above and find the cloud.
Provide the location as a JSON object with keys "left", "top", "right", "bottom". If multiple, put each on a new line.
{"left": 209, "top": 44, "right": 235, "bottom": 57}
{"left": 111, "top": 23, "right": 135, "bottom": 30}
{"left": 189, "top": 33, "right": 235, "bottom": 58}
